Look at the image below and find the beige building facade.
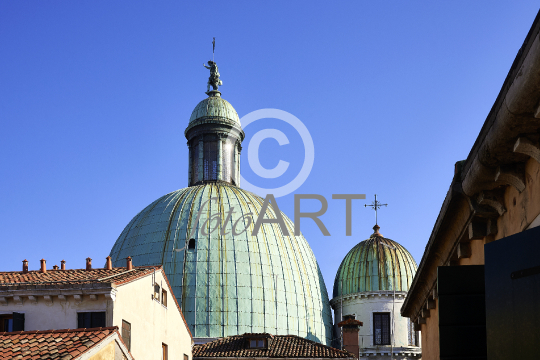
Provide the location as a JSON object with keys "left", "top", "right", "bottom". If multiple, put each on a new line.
{"left": 0, "top": 258, "right": 193, "bottom": 360}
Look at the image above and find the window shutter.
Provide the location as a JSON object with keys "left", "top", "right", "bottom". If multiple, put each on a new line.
{"left": 91, "top": 312, "right": 106, "bottom": 327}
{"left": 485, "top": 225, "right": 540, "bottom": 360}
{"left": 438, "top": 265, "right": 486, "bottom": 360}
{"left": 12, "top": 313, "right": 24, "bottom": 331}
{"left": 122, "top": 320, "right": 131, "bottom": 351}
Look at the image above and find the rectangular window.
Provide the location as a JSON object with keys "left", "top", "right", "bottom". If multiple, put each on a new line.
{"left": 162, "top": 343, "right": 168, "bottom": 360}
{"left": 162, "top": 289, "right": 167, "bottom": 307}
{"left": 122, "top": 320, "right": 131, "bottom": 351}
{"left": 154, "top": 283, "right": 160, "bottom": 300}
{"left": 203, "top": 141, "right": 218, "bottom": 180}
{"left": 184, "top": 354, "right": 189, "bottom": 360}
{"left": 373, "top": 312, "right": 391, "bottom": 345}
{"left": 249, "top": 338, "right": 267, "bottom": 348}
{"left": 191, "top": 142, "right": 199, "bottom": 185}
{"left": 0, "top": 314, "right": 13, "bottom": 332}
{"left": 77, "top": 312, "right": 106, "bottom": 328}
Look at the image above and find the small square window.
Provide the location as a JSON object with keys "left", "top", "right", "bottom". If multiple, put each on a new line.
{"left": 162, "top": 289, "right": 168, "bottom": 307}
{"left": 249, "top": 338, "right": 266, "bottom": 349}
{"left": 0, "top": 315, "right": 13, "bottom": 332}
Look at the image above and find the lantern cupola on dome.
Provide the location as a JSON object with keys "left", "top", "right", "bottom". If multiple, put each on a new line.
{"left": 184, "top": 63, "right": 245, "bottom": 187}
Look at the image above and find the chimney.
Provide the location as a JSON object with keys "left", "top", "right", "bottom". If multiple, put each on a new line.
{"left": 105, "top": 256, "right": 113, "bottom": 270}
{"left": 86, "top": 257, "right": 92, "bottom": 271}
{"left": 40, "top": 259, "right": 47, "bottom": 273}
{"left": 22, "top": 259, "right": 28, "bottom": 274}
{"left": 338, "top": 315, "right": 363, "bottom": 358}
{"left": 126, "top": 256, "right": 133, "bottom": 270}
{"left": 53, "top": 265, "right": 59, "bottom": 270}
{"left": 61, "top": 260, "right": 66, "bottom": 270}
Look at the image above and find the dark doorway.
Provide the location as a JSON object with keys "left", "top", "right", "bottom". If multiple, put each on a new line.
{"left": 438, "top": 265, "right": 486, "bottom": 360}
{"left": 485, "top": 225, "right": 540, "bottom": 360}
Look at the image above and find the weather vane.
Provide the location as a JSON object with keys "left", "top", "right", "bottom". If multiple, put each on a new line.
{"left": 365, "top": 194, "right": 387, "bottom": 225}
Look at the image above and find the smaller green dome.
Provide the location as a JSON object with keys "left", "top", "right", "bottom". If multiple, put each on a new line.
{"left": 333, "top": 225, "right": 417, "bottom": 298}
{"left": 189, "top": 92, "right": 240, "bottom": 125}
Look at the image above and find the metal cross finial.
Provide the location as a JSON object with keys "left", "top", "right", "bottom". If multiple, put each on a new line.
{"left": 365, "top": 194, "right": 387, "bottom": 225}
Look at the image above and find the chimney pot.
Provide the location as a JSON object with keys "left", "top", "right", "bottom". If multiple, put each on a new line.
{"left": 53, "top": 265, "right": 59, "bottom": 270}
{"left": 126, "top": 256, "right": 133, "bottom": 270}
{"left": 60, "top": 260, "right": 66, "bottom": 270}
{"left": 105, "top": 256, "right": 113, "bottom": 270}
{"left": 86, "top": 257, "right": 92, "bottom": 271}
{"left": 22, "top": 259, "right": 29, "bottom": 274}
{"left": 40, "top": 259, "right": 47, "bottom": 273}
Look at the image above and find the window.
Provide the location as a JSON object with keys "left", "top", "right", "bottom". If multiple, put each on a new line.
{"left": 0, "top": 314, "right": 13, "bottom": 332}
{"left": 191, "top": 142, "right": 199, "bottom": 185}
{"left": 154, "top": 283, "right": 160, "bottom": 300}
{"left": 184, "top": 354, "right": 189, "bottom": 360}
{"left": 188, "top": 238, "right": 196, "bottom": 250}
{"left": 203, "top": 141, "right": 218, "bottom": 180}
{"left": 249, "top": 339, "right": 267, "bottom": 348}
{"left": 77, "top": 312, "right": 106, "bottom": 328}
{"left": 373, "top": 312, "right": 391, "bottom": 345}
{"left": 122, "top": 320, "right": 131, "bottom": 351}
{"left": 162, "top": 343, "right": 168, "bottom": 360}
{"left": 162, "top": 289, "right": 167, "bottom": 307}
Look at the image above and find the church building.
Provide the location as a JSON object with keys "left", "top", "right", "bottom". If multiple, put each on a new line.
{"left": 331, "top": 223, "right": 421, "bottom": 359}
{"left": 108, "top": 61, "right": 334, "bottom": 345}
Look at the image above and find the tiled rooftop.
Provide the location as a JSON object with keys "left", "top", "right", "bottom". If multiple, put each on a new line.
{"left": 193, "top": 334, "right": 355, "bottom": 358}
{"left": 0, "top": 327, "right": 122, "bottom": 360}
{"left": 0, "top": 266, "right": 158, "bottom": 289}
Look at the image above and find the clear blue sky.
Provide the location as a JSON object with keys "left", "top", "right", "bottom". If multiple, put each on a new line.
{"left": 1, "top": 2, "right": 538, "bottom": 295}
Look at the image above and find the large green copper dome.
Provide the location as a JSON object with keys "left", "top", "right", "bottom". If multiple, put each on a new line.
{"left": 110, "top": 64, "right": 333, "bottom": 345}
{"left": 109, "top": 183, "right": 333, "bottom": 344}
{"left": 333, "top": 225, "right": 417, "bottom": 298}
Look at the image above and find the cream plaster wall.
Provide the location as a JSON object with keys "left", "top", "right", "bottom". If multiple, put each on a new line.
{"left": 0, "top": 295, "right": 112, "bottom": 331}
{"left": 112, "top": 270, "right": 192, "bottom": 360}
{"left": 88, "top": 341, "right": 115, "bottom": 360}
{"left": 333, "top": 292, "right": 412, "bottom": 348}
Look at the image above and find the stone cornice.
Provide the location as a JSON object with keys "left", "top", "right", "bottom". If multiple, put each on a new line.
{"left": 330, "top": 291, "right": 408, "bottom": 308}
{"left": 0, "top": 287, "right": 117, "bottom": 305}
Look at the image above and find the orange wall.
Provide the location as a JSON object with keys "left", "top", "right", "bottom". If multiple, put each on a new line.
{"left": 420, "top": 299, "right": 439, "bottom": 360}
{"left": 418, "top": 159, "right": 540, "bottom": 359}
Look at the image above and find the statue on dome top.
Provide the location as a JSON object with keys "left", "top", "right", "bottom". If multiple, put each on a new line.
{"left": 203, "top": 60, "right": 222, "bottom": 92}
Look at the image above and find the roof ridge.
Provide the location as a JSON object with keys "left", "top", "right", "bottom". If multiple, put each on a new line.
{"left": 0, "top": 265, "right": 158, "bottom": 275}
{"left": 0, "top": 326, "right": 118, "bottom": 336}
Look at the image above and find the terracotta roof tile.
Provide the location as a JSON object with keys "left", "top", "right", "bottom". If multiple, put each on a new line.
{"left": 0, "top": 327, "right": 119, "bottom": 360}
{"left": 193, "top": 334, "right": 355, "bottom": 358}
{"left": 0, "top": 266, "right": 159, "bottom": 289}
